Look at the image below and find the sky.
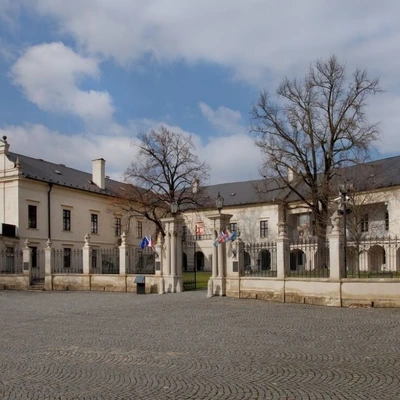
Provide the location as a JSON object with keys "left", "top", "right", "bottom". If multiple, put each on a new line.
{"left": 0, "top": 1, "right": 400, "bottom": 185}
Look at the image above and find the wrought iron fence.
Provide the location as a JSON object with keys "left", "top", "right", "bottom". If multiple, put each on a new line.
{"left": 0, "top": 248, "right": 23, "bottom": 274}
{"left": 52, "top": 249, "right": 83, "bottom": 274}
{"left": 127, "top": 247, "right": 155, "bottom": 274}
{"left": 91, "top": 248, "right": 120, "bottom": 274}
{"left": 241, "top": 241, "right": 277, "bottom": 277}
{"left": 345, "top": 235, "right": 400, "bottom": 278}
{"left": 31, "top": 248, "right": 45, "bottom": 283}
{"left": 288, "top": 238, "right": 330, "bottom": 278}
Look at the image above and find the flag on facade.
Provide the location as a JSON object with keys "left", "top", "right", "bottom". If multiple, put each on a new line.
{"left": 148, "top": 236, "right": 153, "bottom": 247}
{"left": 139, "top": 236, "right": 149, "bottom": 249}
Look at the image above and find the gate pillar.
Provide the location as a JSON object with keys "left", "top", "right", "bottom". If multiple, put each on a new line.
{"left": 207, "top": 213, "right": 232, "bottom": 296}
{"left": 161, "top": 215, "right": 184, "bottom": 293}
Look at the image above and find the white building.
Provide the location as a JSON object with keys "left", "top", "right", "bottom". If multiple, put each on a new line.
{"left": 0, "top": 136, "right": 154, "bottom": 261}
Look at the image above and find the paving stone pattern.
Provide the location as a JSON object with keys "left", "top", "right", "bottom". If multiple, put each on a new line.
{"left": 1, "top": 291, "right": 400, "bottom": 400}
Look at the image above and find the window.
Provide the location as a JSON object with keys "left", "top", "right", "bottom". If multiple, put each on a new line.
{"left": 361, "top": 214, "right": 369, "bottom": 233}
{"left": 230, "top": 223, "right": 238, "bottom": 232}
{"left": 63, "top": 209, "right": 71, "bottom": 231}
{"left": 115, "top": 217, "right": 121, "bottom": 237}
{"left": 91, "top": 214, "right": 98, "bottom": 234}
{"left": 28, "top": 205, "right": 37, "bottom": 229}
{"left": 260, "top": 220, "right": 268, "bottom": 238}
{"left": 195, "top": 222, "right": 204, "bottom": 236}
{"left": 137, "top": 221, "right": 142, "bottom": 238}
{"left": 63, "top": 248, "right": 71, "bottom": 268}
{"left": 385, "top": 211, "right": 389, "bottom": 231}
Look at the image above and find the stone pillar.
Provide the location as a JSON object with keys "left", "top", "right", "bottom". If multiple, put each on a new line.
{"left": 82, "top": 233, "right": 91, "bottom": 275}
{"left": 154, "top": 233, "right": 164, "bottom": 294}
{"left": 225, "top": 236, "right": 241, "bottom": 298}
{"left": 119, "top": 232, "right": 128, "bottom": 275}
{"left": 22, "top": 239, "right": 32, "bottom": 284}
{"left": 329, "top": 212, "right": 344, "bottom": 280}
{"left": 276, "top": 222, "right": 290, "bottom": 279}
{"left": 207, "top": 213, "right": 233, "bottom": 296}
{"left": 160, "top": 216, "right": 184, "bottom": 293}
{"left": 44, "top": 239, "right": 53, "bottom": 290}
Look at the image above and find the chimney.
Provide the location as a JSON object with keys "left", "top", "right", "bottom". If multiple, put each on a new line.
{"left": 92, "top": 158, "right": 106, "bottom": 189}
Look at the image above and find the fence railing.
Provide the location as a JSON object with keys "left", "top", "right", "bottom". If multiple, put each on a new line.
{"left": 288, "top": 238, "right": 330, "bottom": 278}
{"left": 345, "top": 235, "right": 400, "bottom": 278}
{"left": 0, "top": 248, "right": 23, "bottom": 274}
{"left": 241, "top": 242, "right": 277, "bottom": 277}
{"left": 91, "top": 248, "right": 120, "bottom": 274}
{"left": 127, "top": 247, "right": 156, "bottom": 274}
{"left": 52, "top": 249, "right": 83, "bottom": 274}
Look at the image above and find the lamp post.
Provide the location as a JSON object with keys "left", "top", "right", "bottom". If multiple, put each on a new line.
{"left": 170, "top": 201, "right": 179, "bottom": 216}
{"left": 215, "top": 192, "right": 224, "bottom": 214}
{"left": 339, "top": 182, "right": 353, "bottom": 277}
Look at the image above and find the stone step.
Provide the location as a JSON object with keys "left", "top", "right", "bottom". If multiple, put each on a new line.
{"left": 28, "top": 284, "right": 45, "bottom": 291}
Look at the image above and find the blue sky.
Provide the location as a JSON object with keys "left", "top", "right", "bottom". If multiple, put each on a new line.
{"left": 1, "top": 0, "right": 400, "bottom": 184}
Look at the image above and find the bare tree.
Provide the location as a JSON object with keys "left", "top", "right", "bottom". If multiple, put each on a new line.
{"left": 113, "top": 126, "right": 210, "bottom": 238}
{"left": 251, "top": 55, "right": 381, "bottom": 240}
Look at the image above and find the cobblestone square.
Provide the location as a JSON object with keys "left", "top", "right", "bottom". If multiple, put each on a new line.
{"left": 1, "top": 290, "right": 400, "bottom": 399}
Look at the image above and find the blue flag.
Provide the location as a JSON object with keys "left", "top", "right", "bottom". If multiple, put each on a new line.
{"left": 139, "top": 236, "right": 149, "bottom": 249}
{"left": 229, "top": 231, "right": 238, "bottom": 241}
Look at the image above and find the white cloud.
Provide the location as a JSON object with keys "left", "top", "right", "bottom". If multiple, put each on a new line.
{"left": 10, "top": 42, "right": 114, "bottom": 124}
{"left": 0, "top": 120, "right": 262, "bottom": 185}
{"left": 0, "top": 124, "right": 135, "bottom": 181}
{"left": 199, "top": 102, "right": 246, "bottom": 135}
{"left": 29, "top": 0, "right": 400, "bottom": 84}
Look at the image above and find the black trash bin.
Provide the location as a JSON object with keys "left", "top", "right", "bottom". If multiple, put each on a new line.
{"left": 134, "top": 275, "right": 146, "bottom": 294}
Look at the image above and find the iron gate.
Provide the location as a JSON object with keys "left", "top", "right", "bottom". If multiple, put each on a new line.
{"left": 30, "top": 247, "right": 45, "bottom": 284}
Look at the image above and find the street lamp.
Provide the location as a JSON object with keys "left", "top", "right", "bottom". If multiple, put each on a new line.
{"left": 215, "top": 192, "right": 224, "bottom": 214}
{"left": 170, "top": 201, "right": 179, "bottom": 216}
{"left": 338, "top": 182, "right": 353, "bottom": 276}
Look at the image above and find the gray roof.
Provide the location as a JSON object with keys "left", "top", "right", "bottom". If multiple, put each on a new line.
{"left": 203, "top": 155, "right": 400, "bottom": 208}
{"left": 8, "top": 152, "right": 126, "bottom": 197}
{"left": 8, "top": 150, "right": 400, "bottom": 206}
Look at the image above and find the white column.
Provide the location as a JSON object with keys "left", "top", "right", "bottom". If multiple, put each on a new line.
{"left": 82, "top": 233, "right": 91, "bottom": 275}
{"left": 23, "top": 239, "right": 32, "bottom": 284}
{"left": 44, "top": 239, "right": 53, "bottom": 290}
{"left": 329, "top": 212, "right": 343, "bottom": 280}
{"left": 207, "top": 213, "right": 232, "bottom": 296}
{"left": 276, "top": 223, "right": 289, "bottom": 279}
{"left": 212, "top": 232, "right": 217, "bottom": 278}
{"left": 119, "top": 232, "right": 127, "bottom": 275}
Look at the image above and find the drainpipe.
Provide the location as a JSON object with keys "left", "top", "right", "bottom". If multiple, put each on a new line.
{"left": 48, "top": 183, "right": 53, "bottom": 240}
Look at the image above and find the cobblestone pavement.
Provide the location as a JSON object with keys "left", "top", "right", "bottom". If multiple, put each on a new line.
{"left": 1, "top": 291, "right": 400, "bottom": 400}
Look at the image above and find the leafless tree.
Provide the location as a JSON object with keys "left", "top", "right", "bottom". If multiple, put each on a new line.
{"left": 251, "top": 55, "right": 381, "bottom": 240}
{"left": 113, "top": 126, "right": 210, "bottom": 238}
